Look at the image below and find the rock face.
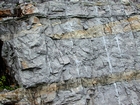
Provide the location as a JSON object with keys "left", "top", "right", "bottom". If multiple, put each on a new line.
{"left": 0, "top": 0, "right": 140, "bottom": 105}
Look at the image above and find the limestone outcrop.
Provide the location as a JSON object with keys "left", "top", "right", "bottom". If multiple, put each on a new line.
{"left": 0, "top": 0, "right": 140, "bottom": 105}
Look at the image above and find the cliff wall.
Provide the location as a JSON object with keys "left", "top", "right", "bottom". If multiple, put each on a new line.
{"left": 0, "top": 0, "right": 140, "bottom": 105}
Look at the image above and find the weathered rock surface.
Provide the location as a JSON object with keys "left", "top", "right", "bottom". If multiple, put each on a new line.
{"left": 1, "top": 70, "right": 140, "bottom": 105}
{"left": 0, "top": 0, "right": 140, "bottom": 105}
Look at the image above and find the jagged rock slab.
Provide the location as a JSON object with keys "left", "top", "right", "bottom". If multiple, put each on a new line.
{"left": 2, "top": 16, "right": 140, "bottom": 86}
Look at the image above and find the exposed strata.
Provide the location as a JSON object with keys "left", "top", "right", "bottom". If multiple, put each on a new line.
{"left": 0, "top": 69, "right": 140, "bottom": 105}
{"left": 52, "top": 15, "right": 140, "bottom": 39}
{"left": 0, "top": 0, "right": 140, "bottom": 105}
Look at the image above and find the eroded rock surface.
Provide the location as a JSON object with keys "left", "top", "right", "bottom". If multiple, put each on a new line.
{"left": 0, "top": 0, "right": 140, "bottom": 105}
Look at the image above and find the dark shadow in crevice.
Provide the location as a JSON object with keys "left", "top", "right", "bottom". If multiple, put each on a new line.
{"left": 4, "top": 104, "right": 15, "bottom": 105}
{"left": 0, "top": 39, "right": 5, "bottom": 76}
{"left": 0, "top": 39, "right": 18, "bottom": 90}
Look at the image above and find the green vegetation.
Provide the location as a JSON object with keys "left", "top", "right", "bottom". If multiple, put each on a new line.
{"left": 0, "top": 75, "right": 18, "bottom": 91}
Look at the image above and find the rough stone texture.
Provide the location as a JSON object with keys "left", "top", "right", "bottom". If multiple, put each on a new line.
{"left": 0, "top": 0, "right": 140, "bottom": 105}
{"left": 1, "top": 71, "right": 140, "bottom": 105}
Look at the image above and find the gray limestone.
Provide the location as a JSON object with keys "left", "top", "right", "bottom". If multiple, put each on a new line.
{"left": 0, "top": 0, "right": 140, "bottom": 105}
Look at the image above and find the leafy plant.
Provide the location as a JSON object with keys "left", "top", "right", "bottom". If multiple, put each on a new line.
{"left": 1, "top": 76, "right": 6, "bottom": 82}
{"left": 0, "top": 75, "right": 18, "bottom": 91}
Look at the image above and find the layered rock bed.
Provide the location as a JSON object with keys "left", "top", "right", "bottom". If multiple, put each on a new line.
{"left": 0, "top": 0, "right": 140, "bottom": 105}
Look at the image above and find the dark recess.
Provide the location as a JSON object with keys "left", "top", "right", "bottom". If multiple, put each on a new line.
{"left": 0, "top": 39, "right": 18, "bottom": 89}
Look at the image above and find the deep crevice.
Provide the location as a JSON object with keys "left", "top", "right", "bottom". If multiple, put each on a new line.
{"left": 4, "top": 104, "right": 15, "bottom": 105}
{"left": 0, "top": 39, "right": 5, "bottom": 76}
{"left": 0, "top": 39, "right": 18, "bottom": 90}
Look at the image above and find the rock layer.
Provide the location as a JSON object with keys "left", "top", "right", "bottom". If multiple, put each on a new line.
{"left": 0, "top": 0, "right": 140, "bottom": 105}
{"left": 0, "top": 70, "right": 140, "bottom": 105}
